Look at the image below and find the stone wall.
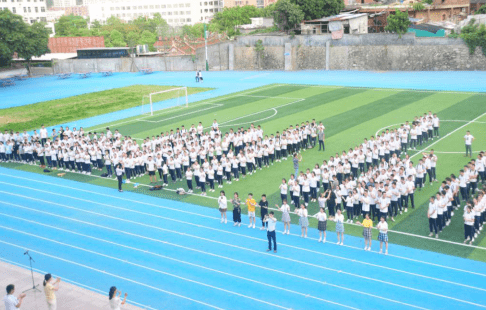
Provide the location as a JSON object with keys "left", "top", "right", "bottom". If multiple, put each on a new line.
{"left": 53, "top": 33, "right": 486, "bottom": 72}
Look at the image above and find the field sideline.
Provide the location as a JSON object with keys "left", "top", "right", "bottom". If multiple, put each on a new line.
{"left": 2, "top": 83, "right": 486, "bottom": 262}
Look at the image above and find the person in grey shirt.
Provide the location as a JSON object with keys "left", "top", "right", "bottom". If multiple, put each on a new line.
{"left": 293, "top": 153, "right": 302, "bottom": 176}
{"left": 318, "top": 129, "right": 325, "bottom": 151}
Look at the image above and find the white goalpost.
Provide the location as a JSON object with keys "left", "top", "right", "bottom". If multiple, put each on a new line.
{"left": 141, "top": 87, "right": 189, "bottom": 116}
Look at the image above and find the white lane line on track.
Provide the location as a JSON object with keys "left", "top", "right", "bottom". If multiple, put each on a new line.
{"left": 2, "top": 174, "right": 486, "bottom": 251}
{"left": 0, "top": 257, "right": 158, "bottom": 310}
{"left": 1, "top": 173, "right": 485, "bottom": 277}
{"left": 0, "top": 240, "right": 225, "bottom": 310}
{"left": 1, "top": 198, "right": 485, "bottom": 307}
{"left": 1, "top": 184, "right": 485, "bottom": 293}
{"left": 0, "top": 211, "right": 431, "bottom": 310}
{"left": 0, "top": 222, "right": 362, "bottom": 310}
{"left": 0, "top": 226, "right": 320, "bottom": 310}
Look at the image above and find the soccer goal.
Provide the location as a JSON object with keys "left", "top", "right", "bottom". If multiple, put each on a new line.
{"left": 141, "top": 87, "right": 188, "bottom": 116}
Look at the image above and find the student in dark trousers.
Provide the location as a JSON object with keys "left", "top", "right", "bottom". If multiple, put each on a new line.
{"left": 259, "top": 194, "right": 269, "bottom": 230}
{"left": 115, "top": 163, "right": 124, "bottom": 192}
{"left": 264, "top": 212, "right": 277, "bottom": 253}
{"left": 318, "top": 129, "right": 325, "bottom": 151}
{"left": 232, "top": 192, "right": 242, "bottom": 226}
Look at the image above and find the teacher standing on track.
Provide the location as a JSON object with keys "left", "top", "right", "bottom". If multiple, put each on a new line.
{"left": 264, "top": 212, "right": 277, "bottom": 253}
{"left": 293, "top": 153, "right": 302, "bottom": 176}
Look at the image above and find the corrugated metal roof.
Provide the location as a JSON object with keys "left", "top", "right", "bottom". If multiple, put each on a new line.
{"left": 304, "top": 13, "right": 368, "bottom": 23}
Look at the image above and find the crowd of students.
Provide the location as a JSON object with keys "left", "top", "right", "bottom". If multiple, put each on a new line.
{"left": 0, "top": 119, "right": 326, "bottom": 193}
{"left": 426, "top": 151, "right": 486, "bottom": 245}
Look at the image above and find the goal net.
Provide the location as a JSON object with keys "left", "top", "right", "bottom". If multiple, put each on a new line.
{"left": 141, "top": 87, "right": 188, "bottom": 116}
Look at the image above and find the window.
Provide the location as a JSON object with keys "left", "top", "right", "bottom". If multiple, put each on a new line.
{"left": 122, "top": 13, "right": 125, "bottom": 16}
{"left": 149, "top": 5, "right": 154, "bottom": 8}
{"left": 209, "top": 8, "right": 213, "bottom": 12}
{"left": 186, "top": 18, "right": 191, "bottom": 22}
{"left": 204, "top": 1, "right": 207, "bottom": 5}
{"left": 180, "top": 10, "right": 183, "bottom": 14}
{"left": 116, "top": 13, "right": 120, "bottom": 16}
{"left": 161, "top": 12, "right": 166, "bottom": 15}
{"left": 155, "top": 5, "right": 159, "bottom": 8}
{"left": 161, "top": 4, "right": 165, "bottom": 7}
{"left": 143, "top": 5, "right": 147, "bottom": 9}
{"left": 214, "top": 8, "right": 218, "bottom": 12}
{"left": 35, "top": 6, "right": 37, "bottom": 11}
{"left": 167, "top": 11, "right": 172, "bottom": 15}
{"left": 40, "top": 17, "right": 46, "bottom": 21}
{"left": 131, "top": 6, "right": 135, "bottom": 9}
{"left": 121, "top": 6, "right": 124, "bottom": 9}
{"left": 126, "top": 6, "right": 129, "bottom": 9}
{"left": 127, "top": 12, "right": 131, "bottom": 16}
{"left": 173, "top": 11, "right": 178, "bottom": 14}
{"left": 174, "top": 18, "right": 178, "bottom": 22}
{"left": 209, "top": 1, "right": 212, "bottom": 4}
{"left": 168, "top": 18, "right": 173, "bottom": 22}
{"left": 179, "top": 3, "right": 183, "bottom": 7}
{"left": 186, "top": 10, "right": 190, "bottom": 14}
{"left": 138, "top": 6, "right": 141, "bottom": 9}
{"left": 12, "top": 7, "right": 15, "bottom": 12}
{"left": 110, "top": 6, "right": 113, "bottom": 10}
{"left": 115, "top": 7, "right": 119, "bottom": 10}
{"left": 180, "top": 18, "right": 184, "bottom": 22}
{"left": 167, "top": 4, "right": 171, "bottom": 7}
{"left": 23, "top": 6, "right": 26, "bottom": 12}
{"left": 185, "top": 3, "right": 190, "bottom": 7}
{"left": 204, "top": 8, "right": 207, "bottom": 12}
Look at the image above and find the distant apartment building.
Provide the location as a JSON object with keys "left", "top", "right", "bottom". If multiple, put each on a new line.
{"left": 87, "top": 0, "right": 223, "bottom": 26}
{"left": 1, "top": 0, "right": 48, "bottom": 24}
{"left": 224, "top": 0, "right": 275, "bottom": 8}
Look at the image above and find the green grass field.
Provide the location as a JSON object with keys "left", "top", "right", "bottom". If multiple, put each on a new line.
{"left": 0, "top": 85, "right": 212, "bottom": 132}
{"left": 3, "top": 83, "right": 486, "bottom": 262}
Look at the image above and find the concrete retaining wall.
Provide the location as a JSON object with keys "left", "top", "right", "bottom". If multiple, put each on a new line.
{"left": 53, "top": 34, "right": 486, "bottom": 72}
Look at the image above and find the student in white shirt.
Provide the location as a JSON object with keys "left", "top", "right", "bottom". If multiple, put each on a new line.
{"left": 4, "top": 284, "right": 26, "bottom": 310}
{"left": 295, "top": 204, "right": 309, "bottom": 238}
{"left": 218, "top": 191, "right": 228, "bottom": 224}
{"left": 108, "top": 287, "right": 128, "bottom": 310}
{"left": 377, "top": 217, "right": 389, "bottom": 255}
{"left": 334, "top": 209, "right": 345, "bottom": 245}
{"left": 264, "top": 212, "right": 277, "bottom": 253}
{"left": 277, "top": 200, "right": 291, "bottom": 234}
{"left": 464, "top": 203, "right": 476, "bottom": 245}
{"left": 464, "top": 131, "right": 475, "bottom": 158}
{"left": 427, "top": 196, "right": 439, "bottom": 238}
{"left": 315, "top": 207, "right": 328, "bottom": 243}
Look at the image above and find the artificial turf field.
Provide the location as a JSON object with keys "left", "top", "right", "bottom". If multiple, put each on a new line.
{"left": 2, "top": 83, "right": 486, "bottom": 262}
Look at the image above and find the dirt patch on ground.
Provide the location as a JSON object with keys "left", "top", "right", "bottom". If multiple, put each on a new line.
{"left": 0, "top": 115, "right": 31, "bottom": 128}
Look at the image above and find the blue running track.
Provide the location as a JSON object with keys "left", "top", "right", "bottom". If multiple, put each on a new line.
{"left": 1, "top": 167, "right": 486, "bottom": 310}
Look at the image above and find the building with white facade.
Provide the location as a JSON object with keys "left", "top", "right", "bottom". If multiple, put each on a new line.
{"left": 87, "top": 0, "right": 223, "bottom": 26}
{"left": 1, "top": 0, "right": 48, "bottom": 24}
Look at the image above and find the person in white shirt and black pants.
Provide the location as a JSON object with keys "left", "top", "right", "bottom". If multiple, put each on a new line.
{"left": 464, "top": 131, "right": 475, "bottom": 158}
{"left": 427, "top": 196, "right": 438, "bottom": 238}
{"left": 264, "top": 212, "right": 277, "bottom": 253}
{"left": 115, "top": 163, "right": 124, "bottom": 192}
{"left": 3, "top": 284, "right": 26, "bottom": 310}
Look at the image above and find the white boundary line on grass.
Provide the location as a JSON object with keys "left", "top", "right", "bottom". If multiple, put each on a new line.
{"left": 2, "top": 172, "right": 486, "bottom": 271}
{"left": 90, "top": 84, "right": 282, "bottom": 131}
{"left": 0, "top": 222, "right": 362, "bottom": 310}
{"left": 0, "top": 198, "right": 482, "bottom": 308}
{"left": 138, "top": 103, "right": 224, "bottom": 124}
{"left": 0, "top": 240, "right": 225, "bottom": 310}
{"left": 3, "top": 206, "right": 484, "bottom": 296}
{"left": 0, "top": 257, "right": 158, "bottom": 310}
{"left": 410, "top": 112, "right": 486, "bottom": 160}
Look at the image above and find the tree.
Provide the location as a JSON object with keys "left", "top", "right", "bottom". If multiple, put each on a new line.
{"left": 290, "top": 0, "right": 344, "bottom": 20}
{"left": 54, "top": 15, "right": 88, "bottom": 36}
{"left": 126, "top": 31, "right": 140, "bottom": 47}
{"left": 91, "top": 20, "right": 102, "bottom": 29}
{"left": 475, "top": 4, "right": 486, "bottom": 14}
{"left": 109, "top": 29, "right": 126, "bottom": 47}
{"left": 210, "top": 5, "right": 262, "bottom": 35}
{"left": 0, "top": 10, "right": 28, "bottom": 67}
{"left": 385, "top": 9, "right": 411, "bottom": 38}
{"left": 17, "top": 22, "right": 50, "bottom": 76}
{"left": 423, "top": 0, "right": 433, "bottom": 4}
{"left": 139, "top": 30, "right": 156, "bottom": 51}
{"left": 413, "top": 2, "right": 425, "bottom": 11}
{"left": 182, "top": 23, "right": 205, "bottom": 39}
{"left": 460, "top": 21, "right": 486, "bottom": 56}
{"left": 273, "top": 0, "right": 304, "bottom": 32}
{"left": 254, "top": 39, "right": 264, "bottom": 68}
